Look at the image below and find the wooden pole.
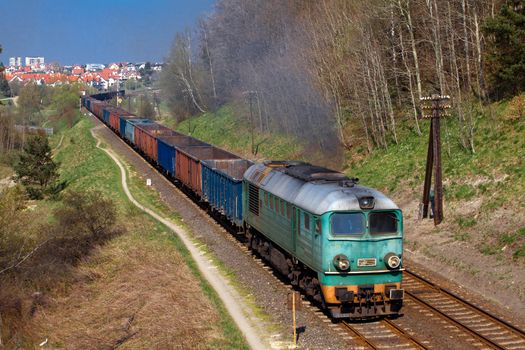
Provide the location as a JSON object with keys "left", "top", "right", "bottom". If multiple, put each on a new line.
{"left": 292, "top": 292, "right": 297, "bottom": 347}
{"left": 420, "top": 95, "right": 450, "bottom": 225}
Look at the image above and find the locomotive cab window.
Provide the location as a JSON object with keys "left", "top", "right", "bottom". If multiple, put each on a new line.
{"left": 369, "top": 212, "right": 398, "bottom": 235}
{"left": 330, "top": 213, "right": 364, "bottom": 236}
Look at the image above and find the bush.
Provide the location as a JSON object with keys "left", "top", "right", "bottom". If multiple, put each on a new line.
{"left": 45, "top": 190, "right": 124, "bottom": 263}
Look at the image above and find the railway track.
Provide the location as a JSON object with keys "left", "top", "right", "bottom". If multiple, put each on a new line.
{"left": 342, "top": 319, "right": 429, "bottom": 349}
{"left": 403, "top": 268, "right": 525, "bottom": 350}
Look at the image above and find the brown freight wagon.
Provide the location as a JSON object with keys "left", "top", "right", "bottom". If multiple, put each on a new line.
{"left": 109, "top": 109, "right": 121, "bottom": 132}
{"left": 175, "top": 145, "right": 240, "bottom": 197}
{"left": 91, "top": 101, "right": 104, "bottom": 119}
{"left": 134, "top": 123, "right": 179, "bottom": 163}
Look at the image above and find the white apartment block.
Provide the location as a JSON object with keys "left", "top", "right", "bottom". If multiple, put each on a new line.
{"left": 9, "top": 57, "right": 22, "bottom": 66}
{"left": 25, "top": 56, "right": 45, "bottom": 66}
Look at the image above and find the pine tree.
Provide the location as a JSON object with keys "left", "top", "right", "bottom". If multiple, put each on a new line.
{"left": 14, "top": 135, "right": 59, "bottom": 199}
{"left": 483, "top": 0, "right": 525, "bottom": 98}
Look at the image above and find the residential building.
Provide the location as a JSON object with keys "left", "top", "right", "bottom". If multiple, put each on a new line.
{"left": 25, "top": 56, "right": 45, "bottom": 67}
{"left": 9, "top": 57, "right": 22, "bottom": 67}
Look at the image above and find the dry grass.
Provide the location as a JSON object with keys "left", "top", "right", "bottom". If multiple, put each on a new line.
{"left": 31, "top": 225, "right": 224, "bottom": 349}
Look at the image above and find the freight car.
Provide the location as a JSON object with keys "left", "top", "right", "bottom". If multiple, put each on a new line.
{"left": 82, "top": 92, "right": 405, "bottom": 319}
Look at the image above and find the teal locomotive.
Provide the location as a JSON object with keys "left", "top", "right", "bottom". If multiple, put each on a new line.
{"left": 243, "top": 161, "right": 404, "bottom": 318}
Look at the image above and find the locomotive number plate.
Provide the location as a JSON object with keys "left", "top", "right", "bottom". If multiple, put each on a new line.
{"left": 357, "top": 258, "right": 377, "bottom": 267}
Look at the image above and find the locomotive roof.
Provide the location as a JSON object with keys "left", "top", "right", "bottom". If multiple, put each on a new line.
{"left": 244, "top": 161, "right": 399, "bottom": 215}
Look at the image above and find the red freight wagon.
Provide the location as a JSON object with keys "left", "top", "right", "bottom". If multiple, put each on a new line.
{"left": 109, "top": 110, "right": 121, "bottom": 132}
{"left": 134, "top": 123, "right": 178, "bottom": 162}
{"left": 91, "top": 101, "right": 104, "bottom": 119}
{"left": 175, "top": 146, "right": 239, "bottom": 196}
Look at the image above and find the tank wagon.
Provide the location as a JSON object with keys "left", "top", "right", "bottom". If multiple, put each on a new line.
{"left": 82, "top": 92, "right": 404, "bottom": 318}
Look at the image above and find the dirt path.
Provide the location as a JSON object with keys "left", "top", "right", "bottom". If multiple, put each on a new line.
{"left": 89, "top": 125, "right": 267, "bottom": 350}
{"left": 52, "top": 134, "right": 64, "bottom": 157}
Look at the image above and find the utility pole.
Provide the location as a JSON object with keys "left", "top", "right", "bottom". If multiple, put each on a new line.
{"left": 243, "top": 90, "right": 256, "bottom": 155}
{"left": 420, "top": 94, "right": 451, "bottom": 225}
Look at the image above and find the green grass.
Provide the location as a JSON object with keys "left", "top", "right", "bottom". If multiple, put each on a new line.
{"left": 48, "top": 117, "right": 248, "bottom": 349}
{"left": 457, "top": 217, "right": 477, "bottom": 228}
{"left": 162, "top": 105, "right": 304, "bottom": 160}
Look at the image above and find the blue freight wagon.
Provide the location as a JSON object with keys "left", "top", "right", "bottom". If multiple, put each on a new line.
{"left": 122, "top": 118, "right": 154, "bottom": 145}
{"left": 119, "top": 115, "right": 137, "bottom": 140}
{"left": 201, "top": 159, "right": 253, "bottom": 227}
{"left": 157, "top": 135, "right": 209, "bottom": 177}
{"left": 102, "top": 108, "right": 111, "bottom": 124}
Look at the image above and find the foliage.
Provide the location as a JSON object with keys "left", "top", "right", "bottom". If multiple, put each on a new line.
{"left": 139, "top": 61, "right": 153, "bottom": 86}
{"left": 13, "top": 135, "right": 59, "bottom": 199}
{"left": 0, "top": 67, "right": 10, "bottom": 97}
{"left": 47, "top": 190, "right": 122, "bottom": 263}
{"left": 0, "top": 186, "right": 33, "bottom": 274}
{"left": 51, "top": 84, "right": 80, "bottom": 127}
{"left": 17, "top": 82, "right": 45, "bottom": 125}
{"left": 139, "top": 93, "right": 156, "bottom": 119}
{"left": 483, "top": 0, "right": 525, "bottom": 99}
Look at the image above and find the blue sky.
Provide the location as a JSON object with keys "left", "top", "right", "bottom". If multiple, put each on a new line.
{"left": 0, "top": 0, "right": 215, "bottom": 65}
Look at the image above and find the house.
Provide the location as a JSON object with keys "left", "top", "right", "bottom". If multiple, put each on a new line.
{"left": 72, "top": 65, "right": 84, "bottom": 75}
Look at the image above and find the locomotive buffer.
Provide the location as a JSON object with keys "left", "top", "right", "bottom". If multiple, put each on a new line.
{"left": 420, "top": 94, "right": 451, "bottom": 225}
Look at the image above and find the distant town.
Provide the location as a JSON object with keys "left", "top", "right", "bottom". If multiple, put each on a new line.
{"left": 3, "top": 56, "right": 162, "bottom": 91}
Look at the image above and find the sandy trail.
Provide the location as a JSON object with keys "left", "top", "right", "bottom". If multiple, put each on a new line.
{"left": 90, "top": 125, "right": 267, "bottom": 350}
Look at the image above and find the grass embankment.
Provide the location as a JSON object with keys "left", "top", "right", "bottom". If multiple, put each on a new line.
{"left": 29, "top": 118, "right": 247, "bottom": 349}
{"left": 347, "top": 95, "right": 525, "bottom": 262}
{"left": 163, "top": 105, "right": 304, "bottom": 161}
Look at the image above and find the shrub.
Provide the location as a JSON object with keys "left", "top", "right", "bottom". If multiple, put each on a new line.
{"left": 45, "top": 190, "right": 124, "bottom": 263}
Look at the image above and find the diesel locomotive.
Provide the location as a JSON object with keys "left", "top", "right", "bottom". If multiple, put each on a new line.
{"left": 243, "top": 161, "right": 404, "bottom": 318}
{"left": 82, "top": 92, "right": 404, "bottom": 319}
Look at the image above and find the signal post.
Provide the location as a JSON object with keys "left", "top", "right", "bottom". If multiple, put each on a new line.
{"left": 420, "top": 94, "right": 451, "bottom": 225}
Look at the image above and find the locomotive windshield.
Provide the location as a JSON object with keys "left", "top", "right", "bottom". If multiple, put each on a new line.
{"left": 330, "top": 213, "right": 365, "bottom": 236}
{"left": 369, "top": 212, "right": 398, "bottom": 235}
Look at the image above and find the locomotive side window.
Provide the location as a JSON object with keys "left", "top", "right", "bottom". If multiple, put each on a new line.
{"left": 304, "top": 213, "right": 310, "bottom": 230}
{"left": 264, "top": 192, "right": 268, "bottom": 206}
{"left": 280, "top": 200, "right": 285, "bottom": 216}
{"left": 370, "top": 212, "right": 398, "bottom": 235}
{"left": 270, "top": 195, "right": 274, "bottom": 210}
{"left": 287, "top": 205, "right": 292, "bottom": 220}
{"left": 276, "top": 198, "right": 280, "bottom": 213}
{"left": 330, "top": 213, "right": 364, "bottom": 236}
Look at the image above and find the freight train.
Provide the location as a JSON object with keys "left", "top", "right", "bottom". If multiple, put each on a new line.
{"left": 81, "top": 92, "right": 405, "bottom": 319}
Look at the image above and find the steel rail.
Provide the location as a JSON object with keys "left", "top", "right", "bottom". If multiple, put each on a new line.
{"left": 405, "top": 268, "right": 525, "bottom": 337}
{"left": 405, "top": 268, "right": 525, "bottom": 350}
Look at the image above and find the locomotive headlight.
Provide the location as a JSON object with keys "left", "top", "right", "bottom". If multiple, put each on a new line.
{"left": 358, "top": 196, "right": 375, "bottom": 209}
{"left": 333, "top": 254, "right": 351, "bottom": 271}
{"left": 384, "top": 252, "right": 401, "bottom": 269}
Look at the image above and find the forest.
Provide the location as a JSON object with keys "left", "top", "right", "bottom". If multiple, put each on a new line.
{"left": 160, "top": 0, "right": 525, "bottom": 164}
